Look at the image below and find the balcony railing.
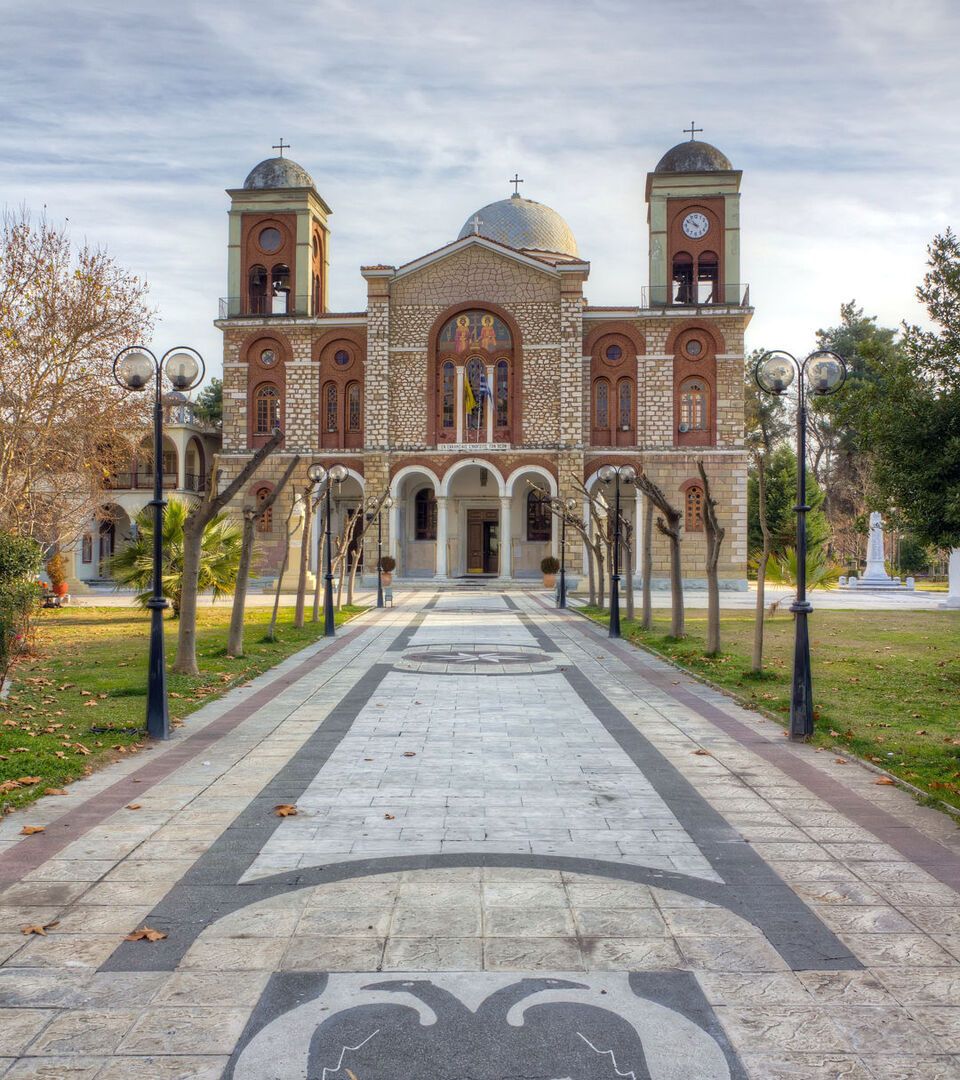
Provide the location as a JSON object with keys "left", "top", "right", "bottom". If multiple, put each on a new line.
{"left": 218, "top": 294, "right": 316, "bottom": 319}
{"left": 107, "top": 472, "right": 179, "bottom": 491}
{"left": 183, "top": 472, "right": 206, "bottom": 493}
{"left": 640, "top": 283, "right": 750, "bottom": 308}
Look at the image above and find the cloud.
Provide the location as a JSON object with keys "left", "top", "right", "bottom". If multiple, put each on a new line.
{"left": 3, "top": 0, "right": 959, "bottom": 372}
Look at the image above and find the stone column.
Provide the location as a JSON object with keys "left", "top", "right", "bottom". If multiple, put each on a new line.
{"left": 388, "top": 500, "right": 399, "bottom": 560}
{"left": 500, "top": 495, "right": 512, "bottom": 579}
{"left": 942, "top": 548, "right": 960, "bottom": 609}
{"left": 435, "top": 496, "right": 448, "bottom": 578}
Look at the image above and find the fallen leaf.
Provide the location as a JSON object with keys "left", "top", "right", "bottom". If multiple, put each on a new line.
{"left": 44, "top": 789, "right": 68, "bottom": 796}
{"left": 73, "top": 744, "right": 91, "bottom": 755}
{"left": 833, "top": 758, "right": 847, "bottom": 765}
{"left": 79, "top": 690, "right": 92, "bottom": 696}
{"left": 874, "top": 777, "right": 896, "bottom": 786}
{"left": 402, "top": 751, "right": 416, "bottom": 758}
{"left": 692, "top": 749, "right": 711, "bottom": 756}
{"left": 16, "top": 777, "right": 41, "bottom": 785}
{"left": 126, "top": 804, "right": 142, "bottom": 810}
{"left": 125, "top": 927, "right": 167, "bottom": 942}
{"left": 20, "top": 825, "right": 45, "bottom": 835}
{"left": 274, "top": 804, "right": 298, "bottom": 817}
{"left": 20, "top": 920, "right": 59, "bottom": 936}
{"left": 915, "top": 729, "right": 928, "bottom": 736}
{"left": 384, "top": 813, "right": 395, "bottom": 820}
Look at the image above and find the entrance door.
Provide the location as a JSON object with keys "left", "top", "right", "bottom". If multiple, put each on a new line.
{"left": 98, "top": 521, "right": 115, "bottom": 578}
{"left": 466, "top": 509, "right": 499, "bottom": 574}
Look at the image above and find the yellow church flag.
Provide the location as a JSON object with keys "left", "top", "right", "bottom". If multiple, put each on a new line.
{"left": 464, "top": 376, "right": 477, "bottom": 414}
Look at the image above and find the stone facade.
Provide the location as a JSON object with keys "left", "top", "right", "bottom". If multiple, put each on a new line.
{"left": 213, "top": 146, "right": 752, "bottom": 588}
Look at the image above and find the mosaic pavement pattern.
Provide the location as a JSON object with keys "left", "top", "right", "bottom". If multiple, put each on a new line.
{"left": 0, "top": 592, "right": 960, "bottom": 1076}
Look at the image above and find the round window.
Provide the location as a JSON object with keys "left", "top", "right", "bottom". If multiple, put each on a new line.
{"left": 605, "top": 344, "right": 623, "bottom": 362}
{"left": 685, "top": 339, "right": 703, "bottom": 357}
{"left": 260, "top": 348, "right": 276, "bottom": 366}
{"left": 334, "top": 349, "right": 351, "bottom": 366}
{"left": 258, "top": 227, "right": 282, "bottom": 253}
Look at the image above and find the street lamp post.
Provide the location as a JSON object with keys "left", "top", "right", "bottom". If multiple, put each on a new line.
{"left": 365, "top": 495, "right": 394, "bottom": 608}
{"left": 554, "top": 495, "right": 577, "bottom": 609}
{"left": 754, "top": 349, "right": 846, "bottom": 740}
{"left": 112, "top": 346, "right": 204, "bottom": 739}
{"left": 598, "top": 464, "right": 637, "bottom": 639}
{"left": 308, "top": 462, "right": 348, "bottom": 637}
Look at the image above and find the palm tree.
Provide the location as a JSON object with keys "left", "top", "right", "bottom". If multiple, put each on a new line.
{"left": 764, "top": 543, "right": 842, "bottom": 593}
{"left": 110, "top": 498, "right": 242, "bottom": 617}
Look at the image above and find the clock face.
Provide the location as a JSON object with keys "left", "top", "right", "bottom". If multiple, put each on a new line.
{"left": 682, "top": 212, "right": 710, "bottom": 239}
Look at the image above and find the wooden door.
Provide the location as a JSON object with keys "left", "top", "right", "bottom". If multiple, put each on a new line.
{"left": 467, "top": 510, "right": 484, "bottom": 572}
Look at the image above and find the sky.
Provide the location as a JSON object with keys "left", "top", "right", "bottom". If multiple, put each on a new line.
{"left": 3, "top": 0, "right": 959, "bottom": 382}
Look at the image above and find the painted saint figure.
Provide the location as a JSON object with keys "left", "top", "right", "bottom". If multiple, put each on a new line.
{"left": 479, "top": 313, "right": 497, "bottom": 352}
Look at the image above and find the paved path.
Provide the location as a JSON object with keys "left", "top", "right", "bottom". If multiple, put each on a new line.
{"left": 2, "top": 592, "right": 960, "bottom": 1077}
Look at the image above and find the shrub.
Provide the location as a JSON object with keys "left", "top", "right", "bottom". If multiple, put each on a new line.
{"left": 0, "top": 532, "right": 42, "bottom": 587}
{"left": 45, "top": 552, "right": 67, "bottom": 590}
{"left": 540, "top": 556, "right": 560, "bottom": 575}
{"left": 379, "top": 556, "right": 396, "bottom": 573}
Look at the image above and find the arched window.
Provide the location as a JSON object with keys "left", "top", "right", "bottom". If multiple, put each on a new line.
{"left": 680, "top": 378, "right": 708, "bottom": 433}
{"left": 595, "top": 378, "right": 610, "bottom": 430}
{"left": 324, "top": 383, "right": 338, "bottom": 433}
{"left": 618, "top": 378, "right": 633, "bottom": 431}
{"left": 672, "top": 252, "right": 693, "bottom": 304}
{"left": 255, "top": 487, "right": 273, "bottom": 533}
{"left": 496, "top": 359, "right": 509, "bottom": 428}
{"left": 248, "top": 265, "right": 268, "bottom": 314}
{"left": 697, "top": 251, "right": 719, "bottom": 304}
{"left": 346, "top": 382, "right": 361, "bottom": 432}
{"left": 526, "top": 490, "right": 552, "bottom": 542}
{"left": 271, "top": 263, "right": 290, "bottom": 314}
{"left": 254, "top": 385, "right": 279, "bottom": 434}
{"left": 685, "top": 485, "right": 704, "bottom": 532}
{"left": 441, "top": 361, "right": 455, "bottom": 430}
{"left": 414, "top": 488, "right": 437, "bottom": 541}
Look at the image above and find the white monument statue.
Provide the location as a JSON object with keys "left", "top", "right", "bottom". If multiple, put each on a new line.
{"left": 862, "top": 512, "right": 894, "bottom": 583}
{"left": 843, "top": 511, "right": 912, "bottom": 590}
{"left": 942, "top": 547, "right": 960, "bottom": 609}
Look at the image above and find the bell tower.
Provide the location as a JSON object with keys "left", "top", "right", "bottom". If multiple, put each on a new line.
{"left": 646, "top": 130, "right": 742, "bottom": 307}
{"left": 225, "top": 146, "right": 331, "bottom": 318}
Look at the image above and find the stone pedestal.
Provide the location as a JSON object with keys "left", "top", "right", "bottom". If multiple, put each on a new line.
{"left": 842, "top": 512, "right": 912, "bottom": 591}
{"left": 941, "top": 548, "right": 960, "bottom": 609}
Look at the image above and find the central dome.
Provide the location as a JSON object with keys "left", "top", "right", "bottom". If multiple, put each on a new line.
{"left": 243, "top": 156, "right": 315, "bottom": 190}
{"left": 458, "top": 194, "right": 578, "bottom": 257}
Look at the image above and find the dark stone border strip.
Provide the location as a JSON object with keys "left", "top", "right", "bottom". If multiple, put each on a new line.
{"left": 0, "top": 602, "right": 415, "bottom": 888}
{"left": 102, "top": 594, "right": 857, "bottom": 973}
{"left": 537, "top": 595, "right": 960, "bottom": 893}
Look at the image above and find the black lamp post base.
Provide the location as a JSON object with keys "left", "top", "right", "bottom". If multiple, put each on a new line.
{"left": 145, "top": 597, "right": 170, "bottom": 740}
{"left": 789, "top": 608, "right": 814, "bottom": 741}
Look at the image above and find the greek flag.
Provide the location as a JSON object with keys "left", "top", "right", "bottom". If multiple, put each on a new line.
{"left": 478, "top": 374, "right": 492, "bottom": 402}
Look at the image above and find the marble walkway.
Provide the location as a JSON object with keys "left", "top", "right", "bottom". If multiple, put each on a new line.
{"left": 1, "top": 592, "right": 960, "bottom": 1077}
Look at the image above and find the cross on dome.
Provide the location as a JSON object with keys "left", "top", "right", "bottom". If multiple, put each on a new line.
{"left": 683, "top": 121, "right": 703, "bottom": 141}
{"left": 470, "top": 214, "right": 483, "bottom": 235}
{"left": 272, "top": 138, "right": 290, "bottom": 157}
{"left": 510, "top": 173, "right": 524, "bottom": 196}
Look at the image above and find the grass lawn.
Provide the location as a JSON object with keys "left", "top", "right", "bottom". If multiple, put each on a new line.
{"left": 582, "top": 604, "right": 960, "bottom": 811}
{"left": 0, "top": 604, "right": 365, "bottom": 814}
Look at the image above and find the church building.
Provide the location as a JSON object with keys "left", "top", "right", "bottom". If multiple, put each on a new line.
{"left": 216, "top": 134, "right": 751, "bottom": 587}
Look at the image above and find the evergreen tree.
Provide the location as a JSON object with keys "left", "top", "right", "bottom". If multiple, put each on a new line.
{"left": 748, "top": 445, "right": 829, "bottom": 559}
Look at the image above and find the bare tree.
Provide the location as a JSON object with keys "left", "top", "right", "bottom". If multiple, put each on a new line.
{"left": 227, "top": 456, "right": 299, "bottom": 657}
{"left": 641, "top": 494, "right": 654, "bottom": 630}
{"left": 268, "top": 493, "right": 302, "bottom": 641}
{"left": 345, "top": 490, "right": 390, "bottom": 604}
{"left": 697, "top": 460, "right": 726, "bottom": 656}
{"left": 0, "top": 208, "right": 152, "bottom": 545}
{"left": 311, "top": 503, "right": 327, "bottom": 622}
{"left": 751, "top": 452, "right": 773, "bottom": 672}
{"left": 173, "top": 430, "right": 283, "bottom": 675}
{"left": 635, "top": 472, "right": 684, "bottom": 638}
{"left": 622, "top": 515, "right": 635, "bottom": 620}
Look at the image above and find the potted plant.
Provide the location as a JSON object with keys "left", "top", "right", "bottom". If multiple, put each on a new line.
{"left": 45, "top": 552, "right": 69, "bottom": 597}
{"left": 379, "top": 556, "right": 396, "bottom": 586}
{"left": 540, "top": 555, "right": 560, "bottom": 589}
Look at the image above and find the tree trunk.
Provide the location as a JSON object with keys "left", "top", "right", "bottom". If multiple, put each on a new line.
{"left": 172, "top": 433, "right": 288, "bottom": 675}
{"left": 335, "top": 553, "right": 345, "bottom": 610}
{"left": 636, "top": 472, "right": 683, "bottom": 639}
{"left": 227, "top": 512, "right": 256, "bottom": 658}
{"left": 623, "top": 526, "right": 635, "bottom": 621}
{"left": 697, "top": 460, "right": 725, "bottom": 656}
{"left": 229, "top": 456, "right": 299, "bottom": 657}
{"left": 268, "top": 499, "right": 301, "bottom": 642}
{"left": 586, "top": 534, "right": 596, "bottom": 605}
{"left": 593, "top": 541, "right": 605, "bottom": 609}
{"left": 294, "top": 493, "right": 314, "bottom": 630}
{"left": 752, "top": 453, "right": 771, "bottom": 673}
{"left": 348, "top": 547, "right": 361, "bottom": 605}
{"left": 642, "top": 495, "right": 653, "bottom": 630}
